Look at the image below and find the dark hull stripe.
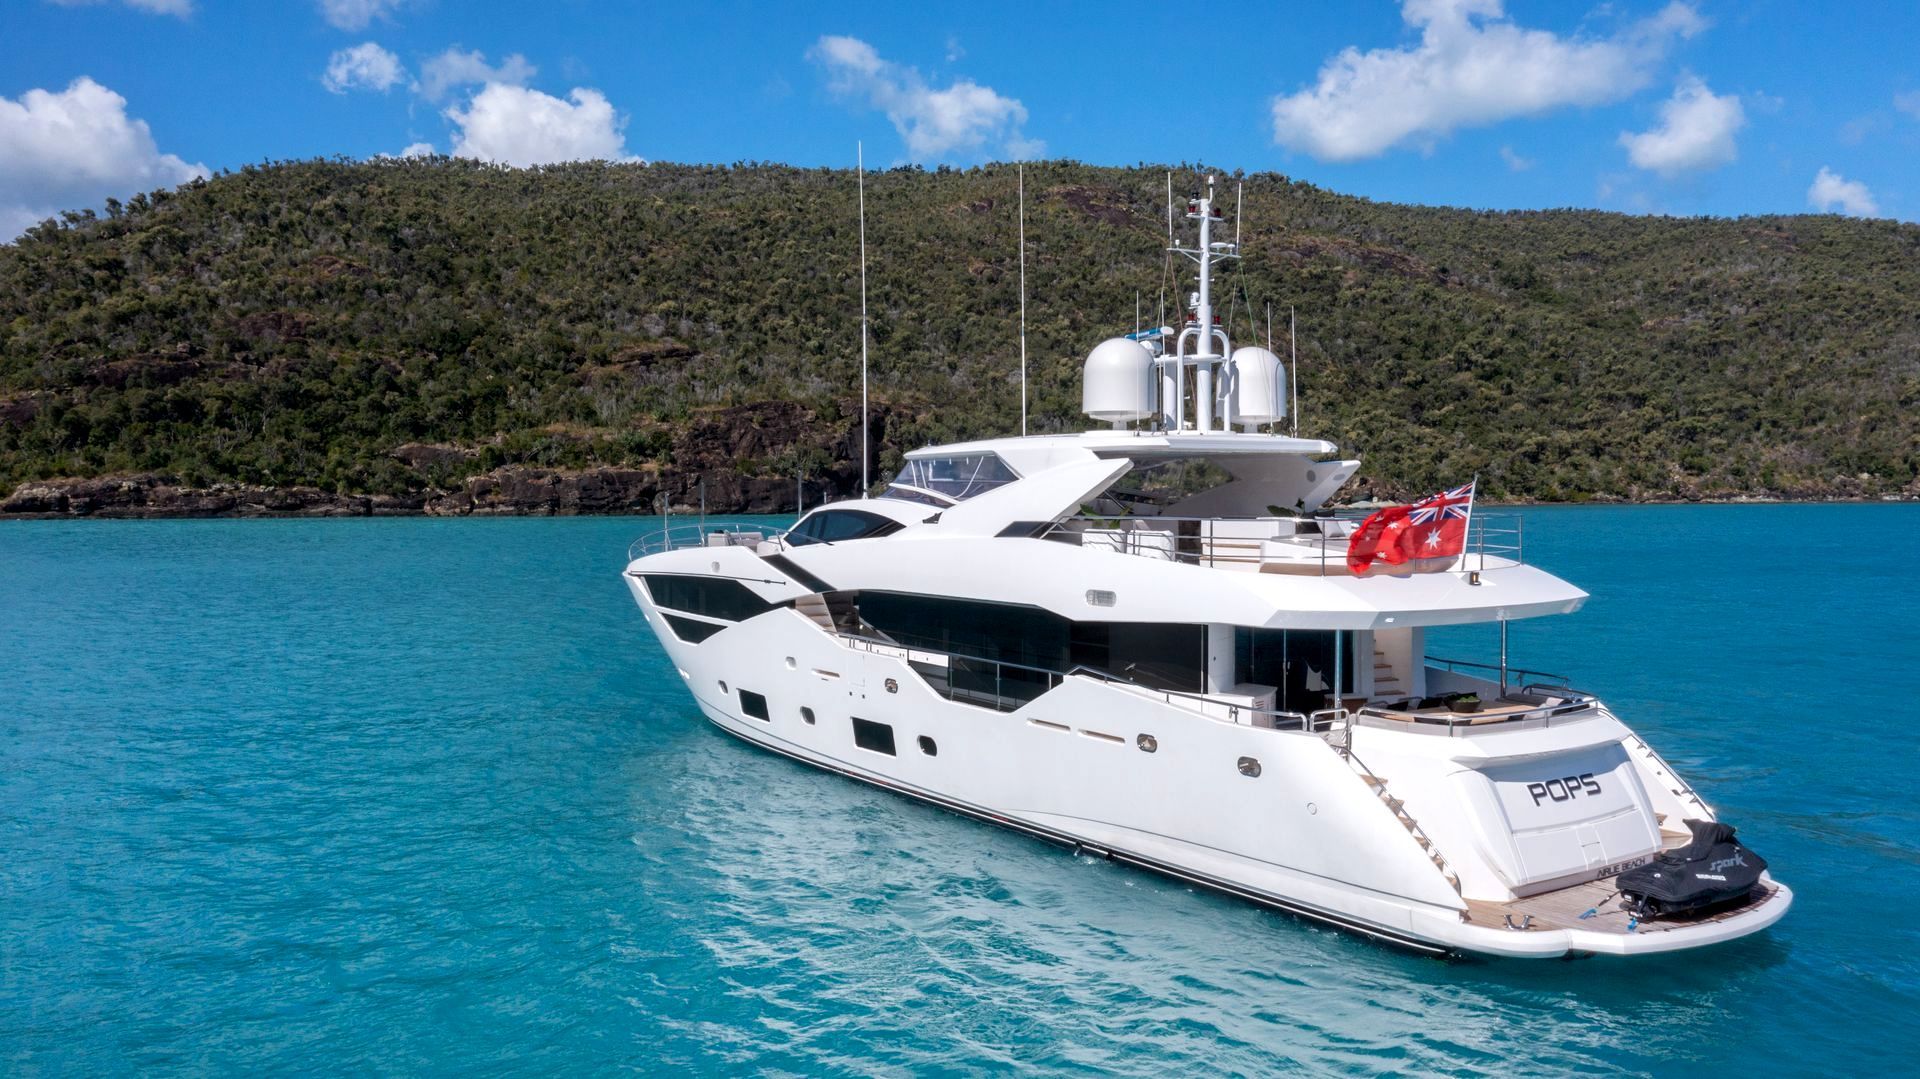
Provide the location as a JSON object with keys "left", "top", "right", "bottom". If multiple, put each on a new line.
{"left": 703, "top": 716, "right": 1448, "bottom": 957}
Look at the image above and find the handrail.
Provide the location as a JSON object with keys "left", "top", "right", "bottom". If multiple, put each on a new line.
{"left": 627, "top": 523, "right": 784, "bottom": 562}
{"left": 1425, "top": 654, "right": 1573, "bottom": 692}
{"left": 1345, "top": 656, "right": 1600, "bottom": 735}
{"left": 1045, "top": 512, "right": 1525, "bottom": 575}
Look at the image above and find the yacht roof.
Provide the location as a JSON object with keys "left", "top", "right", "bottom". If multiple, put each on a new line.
{"left": 905, "top": 430, "right": 1339, "bottom": 464}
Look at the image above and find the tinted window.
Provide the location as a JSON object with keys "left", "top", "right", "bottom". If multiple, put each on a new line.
{"left": 852, "top": 717, "right": 896, "bottom": 756}
{"left": 1071, "top": 622, "right": 1207, "bottom": 693}
{"left": 661, "top": 613, "right": 725, "bottom": 643}
{"left": 853, "top": 590, "right": 1205, "bottom": 693}
{"left": 1234, "top": 628, "right": 1355, "bottom": 712}
{"left": 786, "top": 510, "right": 904, "bottom": 547}
{"left": 859, "top": 591, "right": 1071, "bottom": 671}
{"left": 740, "top": 689, "right": 770, "bottom": 721}
{"left": 641, "top": 574, "right": 775, "bottom": 622}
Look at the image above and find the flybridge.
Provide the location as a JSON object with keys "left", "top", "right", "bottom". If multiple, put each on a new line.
{"left": 1081, "top": 174, "right": 1291, "bottom": 435}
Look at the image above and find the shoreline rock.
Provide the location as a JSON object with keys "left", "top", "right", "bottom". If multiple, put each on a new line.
{"left": 2, "top": 468, "right": 1910, "bottom": 521}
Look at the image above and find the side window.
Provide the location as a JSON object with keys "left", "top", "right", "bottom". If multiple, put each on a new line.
{"left": 786, "top": 514, "right": 827, "bottom": 547}
{"left": 788, "top": 510, "right": 903, "bottom": 546}
{"left": 640, "top": 574, "right": 776, "bottom": 622}
{"left": 820, "top": 511, "right": 899, "bottom": 542}
{"left": 851, "top": 717, "right": 896, "bottom": 756}
{"left": 740, "top": 689, "right": 770, "bottom": 721}
{"left": 662, "top": 613, "right": 725, "bottom": 643}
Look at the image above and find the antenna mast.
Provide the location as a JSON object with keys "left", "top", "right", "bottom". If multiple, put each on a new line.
{"left": 1018, "top": 162, "right": 1028, "bottom": 438}
{"left": 1165, "top": 174, "right": 1239, "bottom": 431}
{"left": 857, "top": 142, "right": 870, "bottom": 494}
{"left": 1289, "top": 304, "right": 1298, "bottom": 437}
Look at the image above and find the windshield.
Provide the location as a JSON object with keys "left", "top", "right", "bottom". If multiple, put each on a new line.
{"left": 889, "top": 453, "right": 1018, "bottom": 503}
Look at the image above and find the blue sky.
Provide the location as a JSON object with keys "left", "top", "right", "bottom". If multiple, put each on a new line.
{"left": 3, "top": 0, "right": 1916, "bottom": 237}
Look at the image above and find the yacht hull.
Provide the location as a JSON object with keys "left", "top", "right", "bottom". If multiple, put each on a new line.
{"left": 632, "top": 576, "right": 1791, "bottom": 960}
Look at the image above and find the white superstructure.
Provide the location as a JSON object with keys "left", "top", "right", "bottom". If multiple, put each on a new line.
{"left": 620, "top": 176, "right": 1789, "bottom": 958}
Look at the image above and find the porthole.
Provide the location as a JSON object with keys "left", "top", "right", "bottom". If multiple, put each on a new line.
{"left": 917, "top": 736, "right": 937, "bottom": 756}
{"left": 801, "top": 706, "right": 816, "bottom": 725}
{"left": 785, "top": 656, "right": 797, "bottom": 670}
{"left": 1085, "top": 589, "right": 1117, "bottom": 607}
{"left": 885, "top": 678, "right": 899, "bottom": 694}
{"left": 1237, "top": 756, "right": 1262, "bottom": 778}
{"left": 1137, "top": 734, "right": 1158, "bottom": 753}
{"left": 719, "top": 680, "right": 728, "bottom": 694}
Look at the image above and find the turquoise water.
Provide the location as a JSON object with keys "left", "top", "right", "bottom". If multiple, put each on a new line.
{"left": 3, "top": 505, "right": 1916, "bottom": 1075}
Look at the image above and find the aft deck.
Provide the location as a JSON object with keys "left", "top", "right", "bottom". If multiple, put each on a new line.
{"left": 1465, "top": 877, "right": 1784, "bottom": 939}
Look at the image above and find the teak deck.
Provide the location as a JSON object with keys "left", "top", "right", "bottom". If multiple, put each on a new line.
{"left": 1465, "top": 878, "right": 1778, "bottom": 936}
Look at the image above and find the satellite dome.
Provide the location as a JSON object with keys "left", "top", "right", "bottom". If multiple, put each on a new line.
{"left": 1231, "top": 346, "right": 1286, "bottom": 427}
{"left": 1082, "top": 337, "right": 1156, "bottom": 423}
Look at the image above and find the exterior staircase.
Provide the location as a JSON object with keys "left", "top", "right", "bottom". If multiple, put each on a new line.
{"left": 1372, "top": 644, "right": 1405, "bottom": 699}
{"left": 793, "top": 592, "right": 860, "bottom": 635}
{"left": 1611, "top": 703, "right": 1714, "bottom": 820}
{"left": 1347, "top": 752, "right": 1463, "bottom": 898}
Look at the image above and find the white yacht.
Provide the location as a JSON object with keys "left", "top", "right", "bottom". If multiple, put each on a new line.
{"left": 621, "top": 178, "right": 1790, "bottom": 958}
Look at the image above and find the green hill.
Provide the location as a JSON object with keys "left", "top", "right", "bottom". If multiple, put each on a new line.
{"left": 2, "top": 157, "right": 1916, "bottom": 514}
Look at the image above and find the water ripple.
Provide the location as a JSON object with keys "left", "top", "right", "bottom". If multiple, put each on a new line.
{"left": 3, "top": 510, "right": 1917, "bottom": 1074}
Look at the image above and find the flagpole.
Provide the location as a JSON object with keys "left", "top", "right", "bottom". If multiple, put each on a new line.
{"left": 1463, "top": 472, "right": 1480, "bottom": 573}
{"left": 1459, "top": 471, "right": 1497, "bottom": 693}
{"left": 858, "top": 142, "right": 869, "bottom": 494}
{"left": 1289, "top": 305, "right": 1298, "bottom": 438}
{"left": 1018, "top": 161, "right": 1028, "bottom": 438}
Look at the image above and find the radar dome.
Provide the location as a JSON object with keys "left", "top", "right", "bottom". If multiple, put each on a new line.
{"left": 1231, "top": 346, "right": 1286, "bottom": 427}
{"left": 1082, "top": 337, "right": 1156, "bottom": 423}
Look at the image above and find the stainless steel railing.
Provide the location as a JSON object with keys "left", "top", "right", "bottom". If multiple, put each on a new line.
{"left": 1424, "top": 654, "right": 1573, "bottom": 693}
{"left": 627, "top": 523, "right": 783, "bottom": 562}
{"left": 1040, "top": 512, "right": 1525, "bottom": 575}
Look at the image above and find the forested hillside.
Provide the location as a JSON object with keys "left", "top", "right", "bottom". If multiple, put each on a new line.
{"left": 2, "top": 157, "right": 1916, "bottom": 515}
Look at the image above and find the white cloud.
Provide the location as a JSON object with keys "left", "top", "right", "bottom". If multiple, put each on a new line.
{"left": 1807, "top": 167, "right": 1878, "bottom": 217}
{"left": 1499, "top": 145, "right": 1533, "bottom": 171}
{"left": 415, "top": 47, "right": 537, "bottom": 102}
{"left": 445, "top": 84, "right": 640, "bottom": 167}
{"left": 398, "top": 141, "right": 435, "bottom": 158}
{"left": 1618, "top": 75, "right": 1744, "bottom": 176}
{"left": 1895, "top": 91, "right": 1920, "bottom": 121}
{"left": 317, "top": 0, "right": 401, "bottom": 31}
{"left": 0, "top": 77, "right": 207, "bottom": 240}
{"left": 49, "top": 0, "right": 193, "bottom": 15}
{"left": 1270, "top": 0, "right": 1706, "bottom": 161}
{"left": 324, "top": 42, "right": 404, "bottom": 94}
{"left": 1837, "top": 115, "right": 1881, "bottom": 146}
{"left": 810, "top": 35, "right": 1042, "bottom": 161}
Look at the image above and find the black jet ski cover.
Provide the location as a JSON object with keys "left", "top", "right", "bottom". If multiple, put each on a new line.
{"left": 1619, "top": 819, "right": 1767, "bottom": 918}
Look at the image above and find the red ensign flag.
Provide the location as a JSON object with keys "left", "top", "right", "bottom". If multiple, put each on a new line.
{"left": 1346, "top": 481, "right": 1476, "bottom": 574}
